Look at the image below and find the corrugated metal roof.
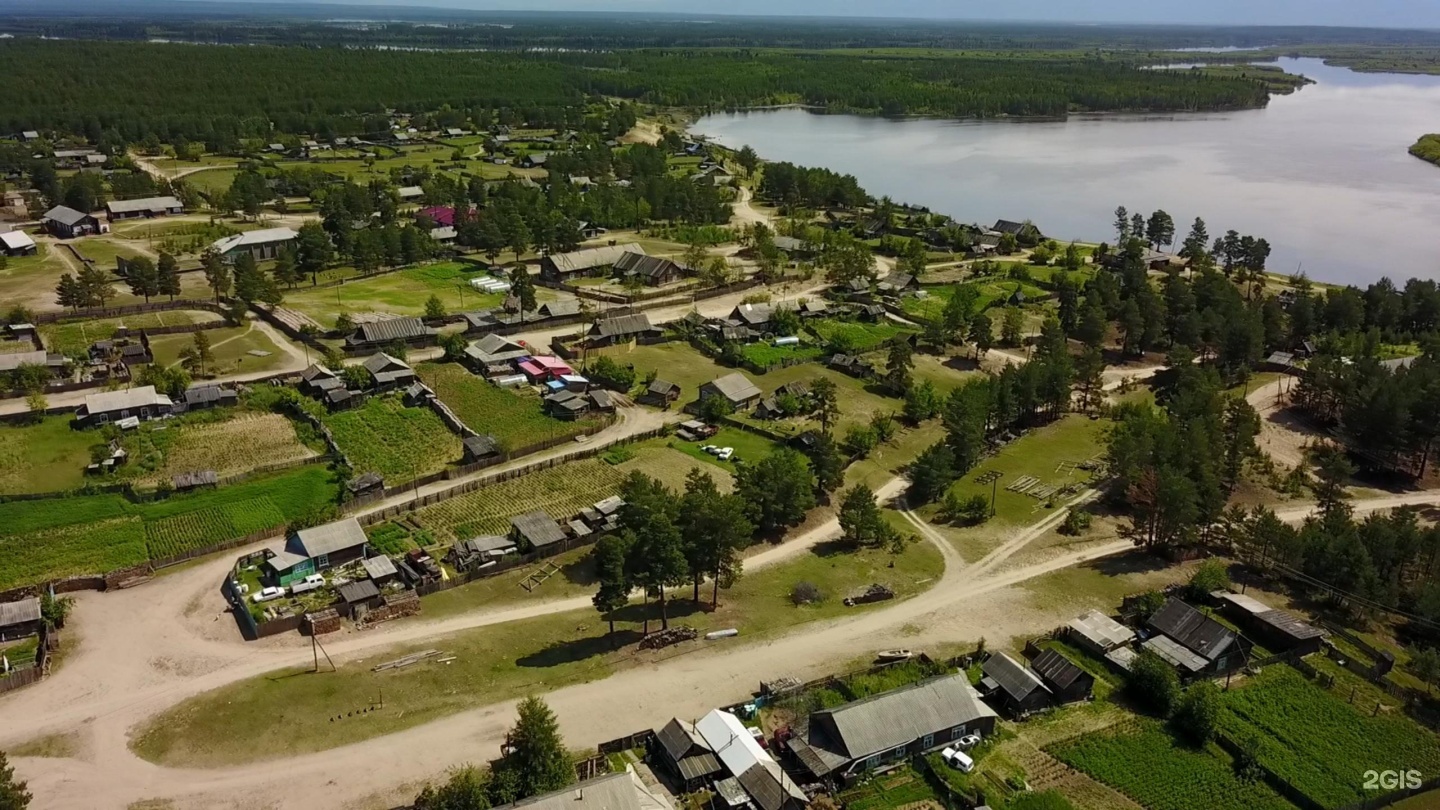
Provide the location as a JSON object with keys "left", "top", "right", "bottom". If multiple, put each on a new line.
{"left": 545, "top": 243, "right": 644, "bottom": 274}
{"left": 1142, "top": 635, "right": 1209, "bottom": 673}
{"left": 81, "top": 385, "right": 172, "bottom": 415}
{"left": 511, "top": 511, "right": 566, "bottom": 547}
{"left": 362, "top": 556, "right": 398, "bottom": 580}
{"left": 658, "top": 717, "right": 711, "bottom": 763}
{"left": 703, "top": 372, "right": 761, "bottom": 404}
{"left": 1029, "top": 648, "right": 1087, "bottom": 691}
{"left": 592, "top": 313, "right": 659, "bottom": 339}
{"left": 1148, "top": 598, "right": 1236, "bottom": 661}
{"left": 106, "top": 196, "right": 183, "bottom": 214}
{"left": 510, "top": 772, "right": 640, "bottom": 810}
{"left": 982, "top": 651, "right": 1050, "bottom": 702}
{"left": 815, "top": 672, "right": 997, "bottom": 765}
{"left": 695, "top": 710, "right": 805, "bottom": 810}
{"left": 1068, "top": 609, "right": 1135, "bottom": 650}
{"left": 0, "top": 597, "right": 41, "bottom": 628}
{"left": 291, "top": 517, "right": 368, "bottom": 558}
{"left": 337, "top": 579, "right": 381, "bottom": 603}
{"left": 357, "top": 318, "right": 433, "bottom": 344}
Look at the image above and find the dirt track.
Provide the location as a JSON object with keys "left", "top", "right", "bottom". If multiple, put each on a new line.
{"left": 1247, "top": 375, "right": 1312, "bottom": 469}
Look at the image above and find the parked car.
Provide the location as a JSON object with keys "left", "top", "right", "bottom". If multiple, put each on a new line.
{"left": 956, "top": 733, "right": 982, "bottom": 749}
{"left": 716, "top": 447, "right": 734, "bottom": 461}
{"left": 701, "top": 444, "right": 717, "bottom": 454}
{"left": 941, "top": 747, "right": 974, "bottom": 773}
{"left": 252, "top": 586, "right": 285, "bottom": 603}
{"left": 290, "top": 574, "right": 326, "bottom": 595}
{"left": 747, "top": 726, "right": 768, "bottom": 749}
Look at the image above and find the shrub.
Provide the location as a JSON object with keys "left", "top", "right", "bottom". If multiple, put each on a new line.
{"left": 842, "top": 425, "right": 878, "bottom": 459}
{"left": 589, "top": 356, "right": 636, "bottom": 390}
{"left": 1128, "top": 651, "right": 1181, "bottom": 717}
{"left": 941, "top": 491, "right": 990, "bottom": 525}
{"left": 1059, "top": 509, "right": 1092, "bottom": 536}
{"left": 791, "top": 581, "right": 822, "bottom": 605}
{"left": 1171, "top": 681, "right": 1222, "bottom": 744}
{"left": 1186, "top": 559, "right": 1230, "bottom": 601}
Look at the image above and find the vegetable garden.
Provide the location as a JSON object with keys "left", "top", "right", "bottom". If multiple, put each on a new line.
{"left": 412, "top": 459, "right": 626, "bottom": 543}
{"left": 418, "top": 363, "right": 606, "bottom": 449}
{"left": 127, "top": 413, "right": 319, "bottom": 486}
{"left": 1050, "top": 720, "right": 1294, "bottom": 810}
{"left": 323, "top": 394, "right": 462, "bottom": 483}
{"left": 808, "top": 319, "right": 915, "bottom": 353}
{"left": 1218, "top": 666, "right": 1440, "bottom": 808}
{"left": 0, "top": 465, "right": 341, "bottom": 590}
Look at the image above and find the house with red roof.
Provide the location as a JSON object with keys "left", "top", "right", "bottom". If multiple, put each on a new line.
{"left": 418, "top": 206, "right": 456, "bottom": 228}
{"left": 517, "top": 355, "right": 574, "bottom": 383}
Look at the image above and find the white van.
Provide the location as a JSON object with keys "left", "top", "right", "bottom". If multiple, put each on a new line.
{"left": 941, "top": 747, "right": 974, "bottom": 773}
{"left": 290, "top": 574, "right": 325, "bottom": 595}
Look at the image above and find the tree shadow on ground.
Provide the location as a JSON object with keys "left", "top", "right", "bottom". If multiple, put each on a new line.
{"left": 943, "top": 356, "right": 982, "bottom": 373}
{"left": 516, "top": 629, "right": 642, "bottom": 668}
{"left": 560, "top": 551, "right": 598, "bottom": 588}
{"left": 1083, "top": 548, "right": 1170, "bottom": 577}
{"left": 609, "top": 597, "right": 708, "bottom": 625}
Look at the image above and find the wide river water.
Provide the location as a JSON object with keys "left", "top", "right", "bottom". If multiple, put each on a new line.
{"left": 691, "top": 58, "right": 1440, "bottom": 286}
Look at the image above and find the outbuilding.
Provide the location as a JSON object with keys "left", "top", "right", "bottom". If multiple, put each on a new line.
{"left": 979, "top": 651, "right": 1052, "bottom": 716}
{"left": 1214, "top": 592, "right": 1325, "bottom": 656}
{"left": 1028, "top": 647, "right": 1094, "bottom": 705}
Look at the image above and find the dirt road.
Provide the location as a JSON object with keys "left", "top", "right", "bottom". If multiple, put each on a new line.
{"left": 1247, "top": 375, "right": 1311, "bottom": 469}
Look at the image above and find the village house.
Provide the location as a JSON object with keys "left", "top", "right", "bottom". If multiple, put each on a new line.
{"left": 0, "top": 229, "right": 37, "bottom": 257}
{"left": 728, "top": 303, "right": 774, "bottom": 332}
{"left": 788, "top": 673, "right": 999, "bottom": 784}
{"left": 537, "top": 300, "right": 581, "bottom": 319}
{"left": 697, "top": 372, "right": 763, "bottom": 411}
{"left": 361, "top": 352, "right": 416, "bottom": 390}
{"left": 0, "top": 596, "right": 43, "bottom": 643}
{"left": 262, "top": 517, "right": 370, "bottom": 586}
{"left": 517, "top": 355, "right": 572, "bottom": 383}
{"left": 614, "top": 252, "right": 686, "bottom": 286}
{"left": 463, "top": 334, "right": 529, "bottom": 377}
{"left": 1143, "top": 597, "right": 1252, "bottom": 678}
{"left": 41, "top": 205, "right": 102, "bottom": 239}
{"left": 544, "top": 389, "right": 590, "bottom": 420}
{"left": 991, "top": 219, "right": 1040, "bottom": 241}
{"left": 539, "top": 243, "right": 646, "bottom": 283}
{"left": 176, "top": 384, "right": 238, "bottom": 413}
{"left": 52, "top": 148, "right": 99, "bottom": 170}
{"left": 655, "top": 718, "right": 725, "bottom": 792}
{"left": 510, "top": 511, "right": 567, "bottom": 551}
{"left": 876, "top": 272, "right": 919, "bottom": 295}
{"left": 979, "top": 651, "right": 1053, "bottom": 716}
{"left": 795, "top": 299, "right": 829, "bottom": 318}
{"left": 1214, "top": 592, "right": 1325, "bottom": 656}
{"left": 642, "top": 379, "right": 681, "bottom": 408}
{"left": 396, "top": 186, "right": 424, "bottom": 204}
{"left": 210, "top": 227, "right": 297, "bottom": 263}
{"left": 75, "top": 385, "right": 173, "bottom": 428}
{"left": 520, "top": 152, "right": 549, "bottom": 169}
{"left": 587, "top": 313, "right": 664, "bottom": 347}
{"left": 299, "top": 364, "right": 343, "bottom": 399}
{"left": 828, "top": 354, "right": 876, "bottom": 379}
{"left": 104, "top": 196, "right": 185, "bottom": 221}
{"left": 1028, "top": 648, "right": 1095, "bottom": 705}
{"left": 1065, "top": 609, "right": 1136, "bottom": 659}
{"left": 0, "top": 349, "right": 67, "bottom": 382}
{"left": 510, "top": 769, "right": 674, "bottom": 810}
{"left": 755, "top": 380, "right": 810, "bottom": 420}
{"left": 694, "top": 709, "right": 807, "bottom": 810}
{"left": 346, "top": 317, "right": 436, "bottom": 351}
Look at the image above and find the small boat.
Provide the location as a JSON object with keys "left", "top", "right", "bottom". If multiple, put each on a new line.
{"left": 876, "top": 649, "right": 916, "bottom": 663}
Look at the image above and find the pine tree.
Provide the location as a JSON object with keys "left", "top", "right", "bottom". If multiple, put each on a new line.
{"left": 591, "top": 533, "right": 631, "bottom": 634}
{"left": 498, "top": 697, "right": 573, "bottom": 799}
{"left": 202, "top": 250, "right": 232, "bottom": 302}
{"left": 157, "top": 251, "right": 181, "bottom": 300}
{"left": 0, "top": 751, "right": 31, "bottom": 810}
{"left": 125, "top": 255, "right": 159, "bottom": 302}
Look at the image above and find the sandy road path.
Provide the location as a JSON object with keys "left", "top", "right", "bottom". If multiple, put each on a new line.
{"left": 1246, "top": 375, "right": 1311, "bottom": 470}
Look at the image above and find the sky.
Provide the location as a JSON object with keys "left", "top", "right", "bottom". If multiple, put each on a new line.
{"left": 233, "top": 0, "right": 1440, "bottom": 29}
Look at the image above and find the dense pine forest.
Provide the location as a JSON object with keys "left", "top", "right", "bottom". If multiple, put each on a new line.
{"left": 0, "top": 40, "right": 1275, "bottom": 141}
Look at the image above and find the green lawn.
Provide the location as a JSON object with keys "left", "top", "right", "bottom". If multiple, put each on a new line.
{"left": 69, "top": 236, "right": 149, "bottom": 270}
{"left": 41, "top": 309, "right": 224, "bottom": 356}
{"left": 181, "top": 167, "right": 239, "bottom": 197}
{"left": 0, "top": 415, "right": 105, "bottom": 496}
{"left": 933, "top": 415, "right": 1107, "bottom": 527}
{"left": 809, "top": 318, "right": 916, "bottom": 353}
{"left": 737, "top": 364, "right": 905, "bottom": 436}
{"left": 417, "top": 362, "right": 604, "bottom": 451}
{"left": 902, "top": 278, "right": 1049, "bottom": 322}
{"left": 585, "top": 342, "right": 730, "bottom": 395}
{"left": 0, "top": 241, "right": 72, "bottom": 310}
{"left": 131, "top": 531, "right": 944, "bottom": 767}
{"left": 282, "top": 262, "right": 507, "bottom": 326}
{"left": 738, "top": 341, "right": 826, "bottom": 371}
{"left": 323, "top": 394, "right": 462, "bottom": 483}
{"left": 664, "top": 427, "right": 784, "bottom": 470}
{"left": 146, "top": 324, "right": 289, "bottom": 376}
{"left": 0, "top": 464, "right": 342, "bottom": 590}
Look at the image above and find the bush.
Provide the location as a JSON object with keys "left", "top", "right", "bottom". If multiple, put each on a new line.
{"left": 1171, "top": 681, "right": 1222, "bottom": 744}
{"left": 842, "top": 425, "right": 878, "bottom": 459}
{"left": 589, "top": 356, "right": 636, "bottom": 390}
{"left": 941, "top": 491, "right": 990, "bottom": 525}
{"left": 1059, "top": 509, "right": 1092, "bottom": 536}
{"left": 1131, "top": 589, "right": 1167, "bottom": 622}
{"left": 791, "top": 581, "right": 822, "bottom": 605}
{"left": 1186, "top": 559, "right": 1230, "bottom": 601}
{"left": 1128, "top": 651, "right": 1182, "bottom": 717}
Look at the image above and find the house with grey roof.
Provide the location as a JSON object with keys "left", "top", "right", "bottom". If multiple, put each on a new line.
{"left": 614, "top": 252, "right": 686, "bottom": 286}
{"left": 540, "top": 244, "right": 645, "bottom": 282}
{"left": 510, "top": 511, "right": 566, "bottom": 550}
{"left": 1028, "top": 647, "right": 1094, "bottom": 705}
{"left": 210, "top": 227, "right": 297, "bottom": 262}
{"left": 299, "top": 364, "right": 344, "bottom": 398}
{"left": 979, "top": 651, "right": 1052, "bottom": 716}
{"left": 361, "top": 352, "right": 416, "bottom": 389}
{"left": 728, "top": 303, "right": 774, "bottom": 329}
{"left": 695, "top": 709, "right": 807, "bottom": 810}
{"left": 697, "top": 372, "right": 762, "bottom": 411}
{"left": 262, "top": 517, "right": 369, "bottom": 585}
{"left": 445, "top": 534, "right": 518, "bottom": 571}
{"left": 75, "top": 385, "right": 174, "bottom": 428}
{"left": 509, "top": 769, "right": 673, "bottom": 810}
{"left": 463, "top": 334, "right": 529, "bottom": 370}
{"left": 788, "top": 672, "right": 997, "bottom": 783}
{"left": 104, "top": 196, "right": 184, "bottom": 221}
{"left": 346, "top": 317, "right": 436, "bottom": 350}
{"left": 0, "top": 229, "right": 37, "bottom": 257}
{"left": 587, "top": 313, "right": 663, "bottom": 347}
{"left": 41, "top": 205, "right": 101, "bottom": 238}
{"left": 463, "top": 434, "right": 501, "bottom": 462}
{"left": 1214, "top": 592, "right": 1325, "bottom": 656}
{"left": 656, "top": 717, "right": 724, "bottom": 791}
{"left": 0, "top": 596, "right": 43, "bottom": 642}
{"left": 0, "top": 349, "right": 66, "bottom": 379}
{"left": 1066, "top": 609, "right": 1135, "bottom": 657}
{"left": 1144, "top": 597, "right": 1252, "bottom": 678}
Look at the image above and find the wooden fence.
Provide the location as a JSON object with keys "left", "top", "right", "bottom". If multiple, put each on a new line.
{"left": 31, "top": 299, "right": 225, "bottom": 325}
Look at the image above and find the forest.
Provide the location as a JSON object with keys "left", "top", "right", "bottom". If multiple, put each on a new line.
{"left": 0, "top": 40, "right": 1278, "bottom": 142}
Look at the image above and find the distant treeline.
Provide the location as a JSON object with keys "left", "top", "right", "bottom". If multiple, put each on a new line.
{"left": 7, "top": 6, "right": 1440, "bottom": 51}
{"left": 0, "top": 40, "right": 1275, "bottom": 142}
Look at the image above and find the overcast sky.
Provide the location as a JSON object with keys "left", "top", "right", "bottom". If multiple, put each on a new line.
{"left": 259, "top": 0, "right": 1440, "bottom": 28}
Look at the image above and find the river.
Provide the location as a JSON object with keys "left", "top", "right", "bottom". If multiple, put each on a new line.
{"left": 691, "top": 58, "right": 1440, "bottom": 286}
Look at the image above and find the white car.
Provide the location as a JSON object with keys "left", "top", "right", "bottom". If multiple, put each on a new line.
{"left": 701, "top": 444, "right": 718, "bottom": 454}
{"left": 716, "top": 447, "right": 735, "bottom": 461}
{"left": 251, "top": 586, "right": 285, "bottom": 603}
{"left": 941, "top": 746, "right": 975, "bottom": 773}
{"left": 956, "top": 733, "right": 982, "bottom": 749}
